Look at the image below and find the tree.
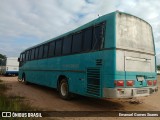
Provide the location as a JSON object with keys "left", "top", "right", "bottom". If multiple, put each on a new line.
{"left": 157, "top": 65, "right": 160, "bottom": 70}
{"left": 0, "top": 54, "right": 6, "bottom": 59}
{"left": 0, "top": 54, "right": 6, "bottom": 66}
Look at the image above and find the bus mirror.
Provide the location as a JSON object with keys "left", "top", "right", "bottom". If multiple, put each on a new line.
{"left": 18, "top": 58, "right": 20, "bottom": 62}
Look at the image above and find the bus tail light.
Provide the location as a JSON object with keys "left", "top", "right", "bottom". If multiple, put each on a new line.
{"left": 115, "top": 80, "right": 124, "bottom": 87}
{"left": 147, "top": 80, "right": 153, "bottom": 86}
{"left": 126, "top": 80, "right": 134, "bottom": 86}
{"left": 153, "top": 80, "right": 157, "bottom": 86}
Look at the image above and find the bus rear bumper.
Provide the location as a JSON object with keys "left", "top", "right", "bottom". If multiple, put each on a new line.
{"left": 103, "top": 86, "right": 158, "bottom": 98}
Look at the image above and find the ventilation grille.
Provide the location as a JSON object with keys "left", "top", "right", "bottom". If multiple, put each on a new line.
{"left": 96, "top": 59, "right": 102, "bottom": 66}
{"left": 87, "top": 68, "right": 100, "bottom": 96}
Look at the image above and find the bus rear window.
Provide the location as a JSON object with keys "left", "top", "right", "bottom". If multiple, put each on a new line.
{"left": 116, "top": 13, "right": 154, "bottom": 53}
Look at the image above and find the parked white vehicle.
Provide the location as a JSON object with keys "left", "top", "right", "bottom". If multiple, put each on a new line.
{"left": 1, "top": 57, "right": 19, "bottom": 75}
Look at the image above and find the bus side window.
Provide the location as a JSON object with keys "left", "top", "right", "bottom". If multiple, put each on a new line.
{"left": 20, "top": 54, "right": 22, "bottom": 61}
{"left": 31, "top": 48, "right": 35, "bottom": 60}
{"left": 43, "top": 44, "right": 49, "bottom": 58}
{"left": 29, "top": 50, "right": 32, "bottom": 61}
{"left": 26, "top": 51, "right": 29, "bottom": 61}
{"left": 48, "top": 41, "right": 55, "bottom": 57}
{"left": 62, "top": 35, "right": 72, "bottom": 55}
{"left": 35, "top": 47, "right": 39, "bottom": 60}
{"left": 83, "top": 27, "right": 92, "bottom": 51}
{"left": 55, "top": 39, "right": 62, "bottom": 56}
{"left": 38, "top": 45, "right": 44, "bottom": 59}
{"left": 22, "top": 53, "right": 25, "bottom": 62}
{"left": 19, "top": 54, "right": 23, "bottom": 67}
{"left": 92, "top": 24, "right": 104, "bottom": 50}
{"left": 72, "top": 32, "right": 82, "bottom": 53}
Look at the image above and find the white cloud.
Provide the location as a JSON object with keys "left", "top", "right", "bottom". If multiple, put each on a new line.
{"left": 0, "top": 0, "right": 160, "bottom": 61}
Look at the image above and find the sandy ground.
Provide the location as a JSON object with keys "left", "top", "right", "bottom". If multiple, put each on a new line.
{"left": 0, "top": 75, "right": 160, "bottom": 120}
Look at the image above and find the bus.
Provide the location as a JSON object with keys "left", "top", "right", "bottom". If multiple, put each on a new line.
{"left": 1, "top": 57, "right": 19, "bottom": 76}
{"left": 18, "top": 11, "right": 158, "bottom": 99}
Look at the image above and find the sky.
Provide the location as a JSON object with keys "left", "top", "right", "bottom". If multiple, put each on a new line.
{"left": 0, "top": 0, "right": 160, "bottom": 64}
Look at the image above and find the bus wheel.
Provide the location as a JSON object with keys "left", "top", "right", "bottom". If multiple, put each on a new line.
{"left": 18, "top": 78, "right": 22, "bottom": 82}
{"left": 22, "top": 74, "right": 29, "bottom": 85}
{"left": 59, "top": 79, "right": 71, "bottom": 100}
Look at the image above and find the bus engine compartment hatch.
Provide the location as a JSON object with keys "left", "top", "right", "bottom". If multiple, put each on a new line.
{"left": 87, "top": 68, "right": 101, "bottom": 97}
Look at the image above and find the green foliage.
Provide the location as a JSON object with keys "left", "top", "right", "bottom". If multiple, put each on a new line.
{"left": 0, "top": 84, "right": 7, "bottom": 92}
{"left": 0, "top": 95, "right": 34, "bottom": 111}
{"left": 0, "top": 83, "right": 37, "bottom": 120}
{"left": 157, "top": 65, "right": 160, "bottom": 70}
{"left": 0, "top": 53, "right": 6, "bottom": 66}
{"left": 0, "top": 54, "right": 6, "bottom": 59}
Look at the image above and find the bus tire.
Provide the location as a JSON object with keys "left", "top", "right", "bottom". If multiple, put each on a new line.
{"left": 59, "top": 79, "right": 71, "bottom": 100}
{"left": 18, "top": 78, "right": 22, "bottom": 82}
{"left": 22, "top": 73, "right": 29, "bottom": 85}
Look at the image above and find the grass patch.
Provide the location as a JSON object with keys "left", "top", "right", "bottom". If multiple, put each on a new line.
{"left": 0, "top": 94, "right": 35, "bottom": 111}
{"left": 0, "top": 84, "right": 8, "bottom": 94}
{"left": 0, "top": 83, "right": 38, "bottom": 120}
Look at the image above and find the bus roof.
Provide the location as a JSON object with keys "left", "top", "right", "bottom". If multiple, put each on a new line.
{"left": 22, "top": 11, "right": 151, "bottom": 53}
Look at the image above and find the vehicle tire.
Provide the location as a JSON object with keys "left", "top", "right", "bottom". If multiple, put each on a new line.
{"left": 22, "top": 74, "right": 29, "bottom": 85}
{"left": 59, "top": 79, "right": 71, "bottom": 100}
{"left": 18, "top": 78, "right": 22, "bottom": 82}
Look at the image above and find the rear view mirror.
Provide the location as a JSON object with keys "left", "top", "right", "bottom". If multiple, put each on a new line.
{"left": 18, "top": 58, "right": 20, "bottom": 62}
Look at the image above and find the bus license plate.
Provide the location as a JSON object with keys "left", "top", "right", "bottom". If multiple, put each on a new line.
{"left": 137, "top": 76, "right": 144, "bottom": 81}
{"left": 137, "top": 89, "right": 148, "bottom": 94}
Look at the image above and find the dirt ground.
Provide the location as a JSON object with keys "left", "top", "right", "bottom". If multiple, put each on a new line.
{"left": 0, "top": 75, "right": 160, "bottom": 120}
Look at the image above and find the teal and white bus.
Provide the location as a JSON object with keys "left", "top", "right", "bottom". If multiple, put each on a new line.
{"left": 18, "top": 11, "right": 158, "bottom": 99}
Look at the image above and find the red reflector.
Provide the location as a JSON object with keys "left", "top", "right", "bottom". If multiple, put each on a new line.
{"left": 147, "top": 80, "right": 153, "bottom": 86}
{"left": 153, "top": 80, "right": 157, "bottom": 86}
{"left": 115, "top": 80, "right": 124, "bottom": 86}
{"left": 127, "top": 80, "right": 134, "bottom": 86}
{"left": 117, "top": 88, "right": 122, "bottom": 91}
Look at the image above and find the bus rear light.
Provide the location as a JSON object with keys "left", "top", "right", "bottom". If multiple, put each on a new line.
{"left": 147, "top": 80, "right": 153, "bottom": 86}
{"left": 126, "top": 80, "right": 134, "bottom": 86}
{"left": 153, "top": 80, "right": 157, "bottom": 86}
{"left": 115, "top": 80, "right": 124, "bottom": 87}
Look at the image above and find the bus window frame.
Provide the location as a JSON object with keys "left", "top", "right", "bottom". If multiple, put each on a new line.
{"left": 19, "top": 21, "right": 106, "bottom": 62}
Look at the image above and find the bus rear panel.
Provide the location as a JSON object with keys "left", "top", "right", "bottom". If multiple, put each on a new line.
{"left": 103, "top": 12, "right": 157, "bottom": 98}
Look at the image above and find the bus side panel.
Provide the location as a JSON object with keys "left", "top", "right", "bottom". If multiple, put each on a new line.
{"left": 47, "top": 55, "right": 90, "bottom": 95}
{"left": 102, "top": 50, "right": 116, "bottom": 89}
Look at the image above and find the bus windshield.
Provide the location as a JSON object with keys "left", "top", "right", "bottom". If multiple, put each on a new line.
{"left": 116, "top": 13, "right": 154, "bottom": 54}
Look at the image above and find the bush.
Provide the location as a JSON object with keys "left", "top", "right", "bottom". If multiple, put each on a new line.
{"left": 0, "top": 82, "right": 37, "bottom": 120}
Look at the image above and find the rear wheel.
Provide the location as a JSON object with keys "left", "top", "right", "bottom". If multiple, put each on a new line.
{"left": 59, "top": 79, "right": 71, "bottom": 100}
